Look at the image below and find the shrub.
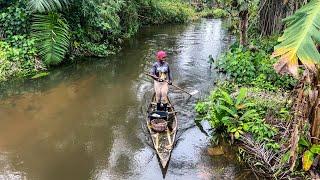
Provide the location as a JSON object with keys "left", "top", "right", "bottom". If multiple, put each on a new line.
{"left": 0, "top": 45, "right": 19, "bottom": 81}
{"left": 216, "top": 38, "right": 297, "bottom": 90}
{"left": 76, "top": 41, "right": 117, "bottom": 57}
{"left": 199, "top": 8, "right": 228, "bottom": 18}
{"left": 0, "top": 37, "right": 39, "bottom": 80}
{"left": 217, "top": 47, "right": 256, "bottom": 84}
{"left": 195, "top": 86, "right": 280, "bottom": 149}
{"left": 0, "top": 2, "right": 31, "bottom": 38}
{"left": 139, "top": 0, "right": 195, "bottom": 25}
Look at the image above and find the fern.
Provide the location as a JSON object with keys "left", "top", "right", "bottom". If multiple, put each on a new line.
{"left": 32, "top": 13, "right": 70, "bottom": 65}
{"left": 28, "top": 0, "right": 69, "bottom": 12}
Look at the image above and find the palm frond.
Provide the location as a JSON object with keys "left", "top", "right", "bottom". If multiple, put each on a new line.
{"left": 28, "top": 0, "right": 69, "bottom": 12}
{"left": 32, "top": 13, "right": 70, "bottom": 65}
{"left": 273, "top": 0, "right": 320, "bottom": 77}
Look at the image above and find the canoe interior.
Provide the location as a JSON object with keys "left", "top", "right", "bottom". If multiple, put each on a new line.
{"left": 146, "top": 94, "right": 178, "bottom": 168}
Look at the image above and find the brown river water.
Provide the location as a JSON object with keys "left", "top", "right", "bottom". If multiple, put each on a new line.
{"left": 0, "top": 19, "right": 252, "bottom": 180}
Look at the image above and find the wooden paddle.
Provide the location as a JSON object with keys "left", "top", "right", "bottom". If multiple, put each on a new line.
{"left": 145, "top": 73, "right": 199, "bottom": 96}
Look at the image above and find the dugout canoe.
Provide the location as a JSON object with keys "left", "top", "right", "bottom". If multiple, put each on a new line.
{"left": 146, "top": 93, "right": 178, "bottom": 168}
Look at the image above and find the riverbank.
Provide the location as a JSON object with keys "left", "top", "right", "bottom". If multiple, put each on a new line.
{"left": 0, "top": 0, "right": 198, "bottom": 82}
{"left": 195, "top": 0, "right": 320, "bottom": 178}
{"left": 195, "top": 36, "right": 317, "bottom": 178}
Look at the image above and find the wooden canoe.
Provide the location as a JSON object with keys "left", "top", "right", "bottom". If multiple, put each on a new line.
{"left": 146, "top": 93, "right": 178, "bottom": 168}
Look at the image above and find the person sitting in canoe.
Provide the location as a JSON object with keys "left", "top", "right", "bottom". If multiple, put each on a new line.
{"left": 150, "top": 50, "right": 172, "bottom": 111}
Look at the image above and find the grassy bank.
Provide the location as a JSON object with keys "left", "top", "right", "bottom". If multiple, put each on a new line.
{"left": 198, "top": 8, "right": 228, "bottom": 18}
{"left": 0, "top": 0, "right": 195, "bottom": 82}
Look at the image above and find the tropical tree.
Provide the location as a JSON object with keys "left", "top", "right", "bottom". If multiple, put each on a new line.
{"left": 28, "top": 0, "right": 70, "bottom": 66}
{"left": 32, "top": 13, "right": 70, "bottom": 65}
{"left": 217, "top": 0, "right": 252, "bottom": 46}
{"left": 238, "top": 1, "right": 249, "bottom": 46}
{"left": 273, "top": 0, "right": 320, "bottom": 76}
{"left": 272, "top": 0, "right": 320, "bottom": 171}
{"left": 28, "top": 0, "right": 68, "bottom": 12}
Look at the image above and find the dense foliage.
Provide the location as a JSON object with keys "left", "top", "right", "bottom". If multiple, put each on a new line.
{"left": 271, "top": 0, "right": 320, "bottom": 177}
{"left": 216, "top": 37, "right": 297, "bottom": 90}
{"left": 0, "top": 0, "right": 195, "bottom": 81}
{"left": 197, "top": 37, "right": 296, "bottom": 151}
{"left": 0, "top": 36, "right": 39, "bottom": 81}
{"left": 198, "top": 8, "right": 227, "bottom": 18}
{"left": 196, "top": 86, "right": 281, "bottom": 149}
{"left": 139, "top": 0, "right": 196, "bottom": 24}
{"left": 196, "top": 44, "right": 304, "bottom": 178}
{"left": 196, "top": 0, "right": 320, "bottom": 178}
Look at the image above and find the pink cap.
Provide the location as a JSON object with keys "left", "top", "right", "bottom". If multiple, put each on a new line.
{"left": 156, "top": 51, "right": 167, "bottom": 60}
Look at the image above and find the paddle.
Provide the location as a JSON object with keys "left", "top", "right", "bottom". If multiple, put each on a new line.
{"left": 145, "top": 73, "right": 199, "bottom": 96}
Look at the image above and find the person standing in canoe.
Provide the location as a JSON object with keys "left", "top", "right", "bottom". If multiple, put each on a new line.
{"left": 150, "top": 50, "right": 173, "bottom": 111}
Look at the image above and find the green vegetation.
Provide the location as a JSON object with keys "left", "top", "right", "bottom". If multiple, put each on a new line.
{"left": 0, "top": 0, "right": 196, "bottom": 81}
{"left": 0, "top": 37, "right": 39, "bottom": 81}
{"left": 196, "top": 40, "right": 303, "bottom": 177}
{"left": 271, "top": 0, "right": 320, "bottom": 176}
{"left": 216, "top": 37, "right": 297, "bottom": 90}
{"left": 32, "top": 13, "right": 70, "bottom": 65}
{"left": 198, "top": 8, "right": 228, "bottom": 18}
{"left": 196, "top": 0, "right": 320, "bottom": 178}
{"left": 273, "top": 0, "right": 320, "bottom": 76}
{"left": 196, "top": 87, "right": 280, "bottom": 149}
{"left": 3, "top": 0, "right": 320, "bottom": 177}
{"left": 140, "top": 0, "right": 196, "bottom": 24}
{"left": 197, "top": 37, "right": 295, "bottom": 155}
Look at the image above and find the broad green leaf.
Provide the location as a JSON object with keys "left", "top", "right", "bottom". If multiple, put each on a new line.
{"left": 273, "top": 0, "right": 320, "bottom": 76}
{"left": 234, "top": 131, "right": 240, "bottom": 139}
{"left": 302, "top": 150, "right": 314, "bottom": 171}
{"left": 217, "top": 105, "right": 237, "bottom": 117}
{"left": 236, "top": 88, "right": 247, "bottom": 105}
{"left": 221, "top": 116, "right": 230, "bottom": 125}
{"left": 280, "top": 151, "right": 291, "bottom": 163}
{"left": 219, "top": 90, "right": 233, "bottom": 105}
{"left": 240, "top": 110, "right": 258, "bottom": 121}
{"left": 28, "top": 0, "right": 69, "bottom": 12}
{"left": 230, "top": 128, "right": 237, "bottom": 133}
{"left": 31, "top": 72, "right": 49, "bottom": 79}
{"left": 243, "top": 102, "right": 255, "bottom": 107}
{"left": 298, "top": 137, "right": 311, "bottom": 147}
{"left": 310, "top": 144, "right": 320, "bottom": 154}
{"left": 242, "top": 123, "right": 249, "bottom": 131}
{"left": 32, "top": 13, "right": 70, "bottom": 66}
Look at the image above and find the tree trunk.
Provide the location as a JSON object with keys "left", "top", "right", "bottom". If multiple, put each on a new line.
{"left": 312, "top": 99, "right": 320, "bottom": 144}
{"left": 258, "top": 0, "right": 308, "bottom": 36}
{"left": 292, "top": 69, "right": 320, "bottom": 144}
{"left": 239, "top": 9, "right": 249, "bottom": 46}
{"left": 288, "top": 70, "right": 317, "bottom": 169}
{"left": 311, "top": 49, "right": 320, "bottom": 143}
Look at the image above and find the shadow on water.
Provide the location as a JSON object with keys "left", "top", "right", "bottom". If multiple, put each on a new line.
{"left": 0, "top": 19, "right": 251, "bottom": 180}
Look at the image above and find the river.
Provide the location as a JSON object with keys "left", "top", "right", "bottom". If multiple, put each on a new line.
{"left": 0, "top": 19, "right": 250, "bottom": 180}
